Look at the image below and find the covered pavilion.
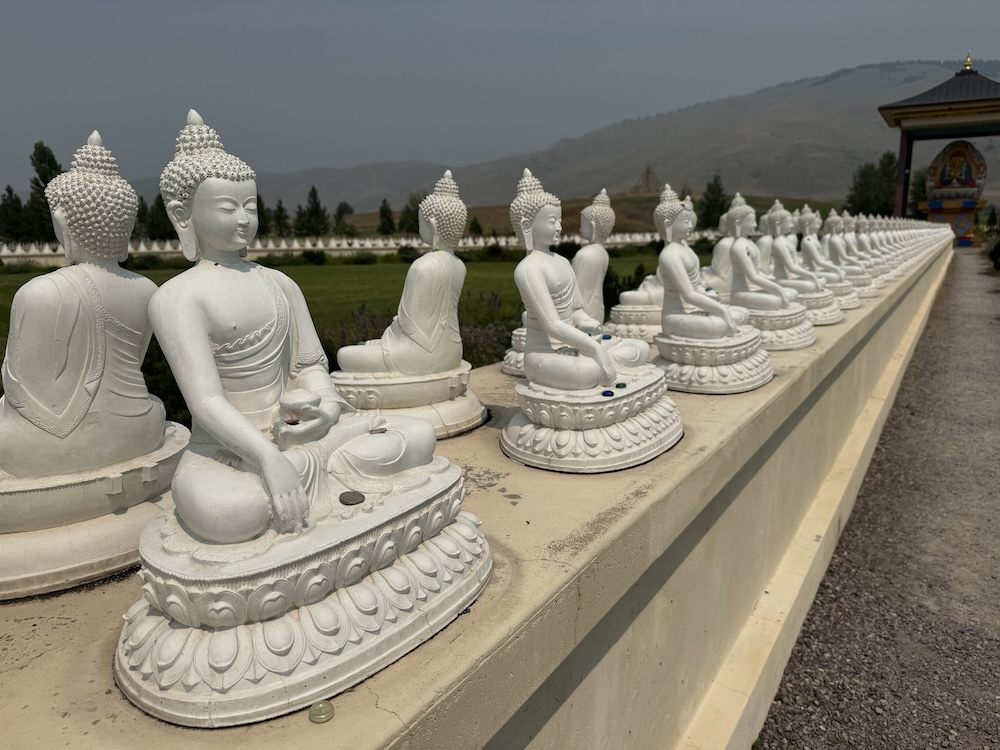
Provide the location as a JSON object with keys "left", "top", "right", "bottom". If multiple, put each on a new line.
{"left": 878, "top": 54, "right": 1000, "bottom": 216}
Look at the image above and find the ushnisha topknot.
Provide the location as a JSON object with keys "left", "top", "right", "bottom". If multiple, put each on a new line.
{"left": 159, "top": 110, "right": 256, "bottom": 205}
{"left": 653, "top": 184, "right": 683, "bottom": 236}
{"left": 726, "top": 193, "right": 754, "bottom": 233}
{"left": 580, "top": 188, "right": 615, "bottom": 243}
{"left": 509, "top": 168, "right": 561, "bottom": 243}
{"left": 418, "top": 170, "right": 468, "bottom": 248}
{"left": 45, "top": 131, "right": 138, "bottom": 262}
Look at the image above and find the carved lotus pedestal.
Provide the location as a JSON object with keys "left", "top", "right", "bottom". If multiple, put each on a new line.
{"left": 501, "top": 327, "right": 526, "bottom": 378}
{"left": 114, "top": 457, "right": 492, "bottom": 727}
{"left": 604, "top": 304, "right": 661, "bottom": 343}
{"left": 331, "top": 362, "right": 487, "bottom": 439}
{"left": 851, "top": 272, "right": 881, "bottom": 298}
{"left": 826, "top": 279, "right": 860, "bottom": 310}
{"left": 500, "top": 365, "right": 683, "bottom": 472}
{"left": 653, "top": 325, "right": 773, "bottom": 395}
{"left": 0, "top": 422, "right": 189, "bottom": 600}
{"left": 748, "top": 303, "right": 816, "bottom": 351}
{"left": 795, "top": 288, "right": 844, "bottom": 326}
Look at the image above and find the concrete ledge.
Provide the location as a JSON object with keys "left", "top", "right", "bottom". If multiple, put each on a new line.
{"left": 0, "top": 240, "right": 952, "bottom": 750}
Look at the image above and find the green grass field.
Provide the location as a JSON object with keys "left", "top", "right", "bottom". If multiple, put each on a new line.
{"left": 0, "top": 252, "right": 661, "bottom": 358}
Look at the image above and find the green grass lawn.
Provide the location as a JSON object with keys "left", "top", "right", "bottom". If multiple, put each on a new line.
{"left": 0, "top": 252, "right": 659, "bottom": 356}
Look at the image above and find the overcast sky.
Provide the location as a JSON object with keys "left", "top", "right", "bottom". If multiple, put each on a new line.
{"left": 2, "top": 0, "right": 997, "bottom": 192}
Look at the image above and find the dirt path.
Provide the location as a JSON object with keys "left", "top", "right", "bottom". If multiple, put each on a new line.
{"left": 757, "top": 249, "right": 1000, "bottom": 749}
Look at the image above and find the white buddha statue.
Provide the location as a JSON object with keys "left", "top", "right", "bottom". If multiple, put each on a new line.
{"left": 767, "top": 202, "right": 843, "bottom": 326}
{"left": 700, "top": 211, "right": 735, "bottom": 298}
{"left": 842, "top": 210, "right": 886, "bottom": 286}
{"left": 651, "top": 186, "right": 772, "bottom": 394}
{"left": 571, "top": 188, "right": 615, "bottom": 323}
{"left": 726, "top": 194, "right": 816, "bottom": 350}
{"left": 0, "top": 132, "right": 187, "bottom": 599}
{"left": 115, "top": 111, "right": 491, "bottom": 727}
{"left": 822, "top": 209, "right": 878, "bottom": 298}
{"left": 499, "top": 169, "right": 682, "bottom": 472}
{"left": 333, "top": 171, "right": 486, "bottom": 438}
{"left": 798, "top": 205, "right": 860, "bottom": 310}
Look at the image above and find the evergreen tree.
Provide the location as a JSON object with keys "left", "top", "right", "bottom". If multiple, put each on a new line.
{"left": 469, "top": 215, "right": 483, "bottom": 238}
{"left": 377, "top": 199, "right": 396, "bottom": 235}
{"left": 295, "top": 186, "right": 329, "bottom": 238}
{"left": 0, "top": 185, "right": 25, "bottom": 242}
{"left": 23, "top": 141, "right": 63, "bottom": 242}
{"left": 845, "top": 151, "right": 897, "bottom": 216}
{"left": 333, "top": 200, "right": 355, "bottom": 236}
{"left": 272, "top": 199, "right": 291, "bottom": 237}
{"left": 908, "top": 166, "right": 928, "bottom": 219}
{"left": 397, "top": 191, "right": 426, "bottom": 235}
{"left": 256, "top": 193, "right": 272, "bottom": 237}
{"left": 694, "top": 173, "right": 729, "bottom": 232}
{"left": 147, "top": 194, "right": 176, "bottom": 241}
{"left": 988, "top": 206, "right": 998, "bottom": 232}
{"left": 132, "top": 196, "right": 150, "bottom": 241}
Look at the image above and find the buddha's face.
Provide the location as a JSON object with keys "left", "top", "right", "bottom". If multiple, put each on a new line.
{"left": 741, "top": 212, "right": 757, "bottom": 235}
{"left": 674, "top": 211, "right": 695, "bottom": 240}
{"left": 528, "top": 204, "right": 561, "bottom": 249}
{"left": 190, "top": 177, "right": 258, "bottom": 258}
{"left": 779, "top": 215, "right": 795, "bottom": 235}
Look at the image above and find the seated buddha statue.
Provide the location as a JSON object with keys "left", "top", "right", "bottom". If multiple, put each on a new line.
{"left": 822, "top": 209, "right": 878, "bottom": 298}
{"left": 767, "top": 202, "right": 842, "bottom": 326}
{"left": 700, "top": 212, "right": 735, "bottom": 297}
{"left": 727, "top": 195, "right": 816, "bottom": 350}
{"left": 652, "top": 187, "right": 772, "bottom": 394}
{"left": 114, "top": 112, "right": 492, "bottom": 728}
{"left": 149, "top": 111, "right": 436, "bottom": 544}
{"left": 798, "top": 206, "right": 860, "bottom": 310}
{"left": 841, "top": 211, "right": 886, "bottom": 285}
{"left": 0, "top": 131, "right": 186, "bottom": 599}
{"left": 333, "top": 171, "right": 486, "bottom": 437}
{"left": 500, "top": 169, "right": 682, "bottom": 472}
{"left": 571, "top": 188, "right": 615, "bottom": 323}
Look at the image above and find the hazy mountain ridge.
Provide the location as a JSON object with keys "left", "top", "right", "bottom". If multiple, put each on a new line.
{"left": 135, "top": 60, "right": 1000, "bottom": 212}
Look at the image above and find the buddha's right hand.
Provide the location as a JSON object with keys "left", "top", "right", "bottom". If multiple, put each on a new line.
{"left": 594, "top": 347, "right": 617, "bottom": 387}
{"left": 261, "top": 453, "right": 309, "bottom": 534}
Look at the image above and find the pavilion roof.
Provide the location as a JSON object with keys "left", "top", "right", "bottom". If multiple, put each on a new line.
{"left": 878, "top": 57, "right": 1000, "bottom": 138}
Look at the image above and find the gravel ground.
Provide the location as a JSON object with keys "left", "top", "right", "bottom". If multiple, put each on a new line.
{"left": 757, "top": 249, "right": 1000, "bottom": 750}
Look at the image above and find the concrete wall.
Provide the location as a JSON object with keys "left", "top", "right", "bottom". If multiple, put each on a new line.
{"left": 0, "top": 238, "right": 952, "bottom": 750}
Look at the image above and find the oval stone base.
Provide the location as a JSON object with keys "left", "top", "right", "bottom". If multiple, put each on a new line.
{"left": 499, "top": 366, "right": 684, "bottom": 472}
{"left": 331, "top": 364, "right": 487, "bottom": 438}
{"left": 749, "top": 305, "right": 817, "bottom": 351}
{"left": 114, "top": 511, "right": 492, "bottom": 727}
{"left": 653, "top": 327, "right": 774, "bottom": 394}
{"left": 797, "top": 289, "right": 844, "bottom": 326}
{"left": 605, "top": 304, "right": 662, "bottom": 343}
{"left": 827, "top": 280, "right": 860, "bottom": 310}
{"left": 501, "top": 327, "right": 526, "bottom": 378}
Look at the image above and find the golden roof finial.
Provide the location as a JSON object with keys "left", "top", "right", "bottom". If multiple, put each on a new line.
{"left": 964, "top": 51, "right": 972, "bottom": 70}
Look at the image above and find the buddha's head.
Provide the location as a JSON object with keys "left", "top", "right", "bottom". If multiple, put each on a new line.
{"left": 727, "top": 194, "right": 756, "bottom": 238}
{"left": 653, "top": 184, "right": 690, "bottom": 242}
{"left": 160, "top": 110, "right": 258, "bottom": 261}
{"left": 798, "top": 205, "right": 816, "bottom": 235}
{"left": 510, "top": 168, "right": 561, "bottom": 252}
{"left": 682, "top": 195, "right": 697, "bottom": 229}
{"left": 580, "top": 189, "right": 615, "bottom": 244}
{"left": 767, "top": 201, "right": 792, "bottom": 236}
{"left": 841, "top": 210, "right": 855, "bottom": 232}
{"left": 45, "top": 131, "right": 137, "bottom": 264}
{"left": 419, "top": 170, "right": 467, "bottom": 250}
{"left": 823, "top": 209, "right": 842, "bottom": 236}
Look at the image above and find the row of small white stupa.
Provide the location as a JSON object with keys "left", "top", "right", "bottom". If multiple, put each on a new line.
{"left": 0, "top": 112, "right": 951, "bottom": 729}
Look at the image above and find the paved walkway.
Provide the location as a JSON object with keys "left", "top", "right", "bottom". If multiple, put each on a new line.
{"left": 758, "top": 249, "right": 1000, "bottom": 750}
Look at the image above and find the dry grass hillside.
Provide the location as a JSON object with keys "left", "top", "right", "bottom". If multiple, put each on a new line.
{"left": 134, "top": 60, "right": 1000, "bottom": 213}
